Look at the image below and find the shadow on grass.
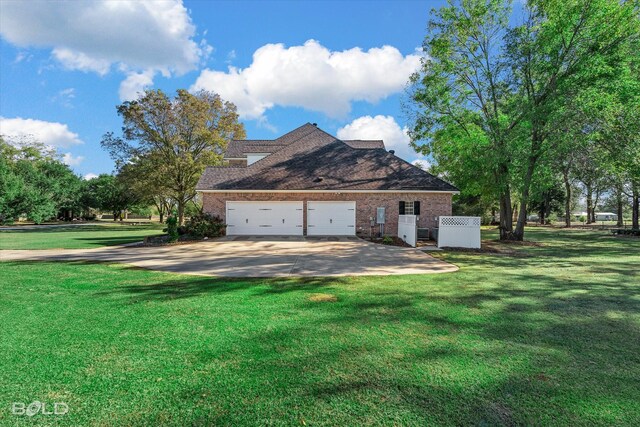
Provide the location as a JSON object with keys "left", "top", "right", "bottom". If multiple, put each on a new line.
{"left": 0, "top": 224, "right": 160, "bottom": 234}
{"left": 4, "top": 251, "right": 640, "bottom": 424}
{"left": 74, "top": 235, "right": 163, "bottom": 246}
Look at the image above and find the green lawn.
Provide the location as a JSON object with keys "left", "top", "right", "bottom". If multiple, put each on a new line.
{"left": 0, "top": 223, "right": 164, "bottom": 250}
{"left": 1, "top": 228, "right": 639, "bottom": 426}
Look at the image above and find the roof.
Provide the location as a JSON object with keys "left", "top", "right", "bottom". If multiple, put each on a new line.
{"left": 343, "top": 140, "right": 385, "bottom": 149}
{"left": 198, "top": 123, "right": 458, "bottom": 192}
{"left": 224, "top": 123, "right": 322, "bottom": 158}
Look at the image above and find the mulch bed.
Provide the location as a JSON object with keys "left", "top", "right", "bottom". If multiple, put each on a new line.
{"left": 366, "top": 236, "right": 412, "bottom": 248}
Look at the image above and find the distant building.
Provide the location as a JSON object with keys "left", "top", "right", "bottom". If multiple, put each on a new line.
{"left": 570, "top": 212, "right": 618, "bottom": 221}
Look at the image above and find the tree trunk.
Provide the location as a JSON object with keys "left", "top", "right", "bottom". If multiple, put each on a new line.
{"left": 513, "top": 155, "right": 538, "bottom": 241}
{"left": 592, "top": 189, "right": 600, "bottom": 223}
{"left": 563, "top": 169, "right": 572, "bottom": 227}
{"left": 177, "top": 201, "right": 185, "bottom": 226}
{"left": 586, "top": 184, "right": 593, "bottom": 224}
{"left": 633, "top": 188, "right": 639, "bottom": 230}
{"left": 616, "top": 185, "right": 623, "bottom": 227}
{"left": 499, "top": 190, "right": 514, "bottom": 240}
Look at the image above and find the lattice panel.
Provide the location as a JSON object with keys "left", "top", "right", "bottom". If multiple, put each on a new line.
{"left": 439, "top": 216, "right": 481, "bottom": 227}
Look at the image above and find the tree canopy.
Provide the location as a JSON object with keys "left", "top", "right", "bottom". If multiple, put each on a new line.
{"left": 408, "top": 0, "right": 640, "bottom": 239}
{"left": 101, "top": 89, "right": 245, "bottom": 224}
{"left": 0, "top": 137, "right": 83, "bottom": 224}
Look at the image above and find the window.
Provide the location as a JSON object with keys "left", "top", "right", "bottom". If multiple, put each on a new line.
{"left": 399, "top": 201, "right": 421, "bottom": 216}
{"left": 404, "top": 201, "right": 415, "bottom": 215}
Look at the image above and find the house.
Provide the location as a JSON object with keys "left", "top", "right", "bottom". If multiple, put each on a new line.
{"left": 571, "top": 212, "right": 618, "bottom": 222}
{"left": 196, "top": 123, "right": 459, "bottom": 236}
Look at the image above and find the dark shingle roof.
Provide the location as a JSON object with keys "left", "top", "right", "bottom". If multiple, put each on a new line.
{"left": 224, "top": 140, "right": 286, "bottom": 158}
{"left": 343, "top": 140, "right": 385, "bottom": 149}
{"left": 223, "top": 123, "right": 321, "bottom": 158}
{"left": 198, "top": 123, "right": 458, "bottom": 192}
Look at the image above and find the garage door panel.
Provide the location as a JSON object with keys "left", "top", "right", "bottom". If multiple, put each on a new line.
{"left": 308, "top": 201, "right": 356, "bottom": 235}
{"left": 226, "top": 201, "right": 303, "bottom": 235}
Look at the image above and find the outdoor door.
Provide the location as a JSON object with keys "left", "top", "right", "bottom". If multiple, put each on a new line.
{"left": 226, "top": 201, "right": 303, "bottom": 235}
{"left": 307, "top": 201, "right": 356, "bottom": 235}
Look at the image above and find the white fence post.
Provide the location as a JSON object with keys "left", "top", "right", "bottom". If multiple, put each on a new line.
{"left": 437, "top": 216, "right": 481, "bottom": 248}
{"left": 398, "top": 215, "right": 417, "bottom": 247}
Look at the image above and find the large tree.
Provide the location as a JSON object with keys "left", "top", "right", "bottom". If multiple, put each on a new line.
{"left": 408, "top": 0, "right": 639, "bottom": 240}
{"left": 102, "top": 89, "right": 245, "bottom": 225}
{"left": 82, "top": 174, "right": 141, "bottom": 221}
{"left": 0, "top": 137, "right": 82, "bottom": 224}
{"left": 117, "top": 157, "right": 175, "bottom": 223}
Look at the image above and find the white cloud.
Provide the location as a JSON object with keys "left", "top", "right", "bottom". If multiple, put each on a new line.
{"left": 50, "top": 88, "right": 76, "bottom": 108}
{"left": 226, "top": 49, "right": 237, "bottom": 64}
{"left": 0, "top": 117, "right": 83, "bottom": 148}
{"left": 83, "top": 173, "right": 98, "bottom": 180}
{"left": 191, "top": 40, "right": 420, "bottom": 120}
{"left": 62, "top": 152, "right": 84, "bottom": 166}
{"left": 0, "top": 0, "right": 209, "bottom": 96}
{"left": 337, "top": 115, "right": 425, "bottom": 162}
{"left": 14, "top": 51, "right": 33, "bottom": 63}
{"left": 52, "top": 48, "right": 111, "bottom": 75}
{"left": 119, "top": 69, "right": 156, "bottom": 101}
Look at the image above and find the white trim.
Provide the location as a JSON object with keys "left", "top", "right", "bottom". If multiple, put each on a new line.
{"left": 198, "top": 189, "right": 459, "bottom": 194}
{"left": 223, "top": 157, "right": 246, "bottom": 160}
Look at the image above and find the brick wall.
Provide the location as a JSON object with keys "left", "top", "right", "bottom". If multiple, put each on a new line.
{"left": 202, "top": 192, "right": 452, "bottom": 236}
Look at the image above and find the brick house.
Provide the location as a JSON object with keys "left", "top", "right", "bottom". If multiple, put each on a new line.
{"left": 196, "top": 123, "right": 458, "bottom": 236}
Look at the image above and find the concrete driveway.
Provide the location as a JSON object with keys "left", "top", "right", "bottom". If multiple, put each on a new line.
{"left": 0, "top": 236, "right": 458, "bottom": 277}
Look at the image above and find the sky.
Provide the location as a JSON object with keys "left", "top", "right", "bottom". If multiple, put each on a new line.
{"left": 0, "top": 0, "right": 449, "bottom": 179}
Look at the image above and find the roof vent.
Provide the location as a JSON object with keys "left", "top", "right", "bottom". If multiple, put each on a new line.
{"left": 389, "top": 150, "right": 395, "bottom": 155}
{"left": 314, "top": 176, "right": 324, "bottom": 182}
{"left": 312, "top": 123, "right": 317, "bottom": 127}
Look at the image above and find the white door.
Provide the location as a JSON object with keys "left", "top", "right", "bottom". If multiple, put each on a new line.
{"left": 307, "top": 201, "right": 356, "bottom": 235}
{"left": 226, "top": 201, "right": 303, "bottom": 235}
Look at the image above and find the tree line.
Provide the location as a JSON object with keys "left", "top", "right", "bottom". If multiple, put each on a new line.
{"left": 0, "top": 137, "right": 149, "bottom": 224}
{"left": 1, "top": 89, "right": 244, "bottom": 225}
{"left": 407, "top": 0, "right": 639, "bottom": 240}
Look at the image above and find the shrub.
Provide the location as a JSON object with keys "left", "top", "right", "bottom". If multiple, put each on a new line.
{"left": 613, "top": 228, "right": 640, "bottom": 236}
{"left": 382, "top": 236, "right": 393, "bottom": 245}
{"left": 166, "top": 216, "right": 179, "bottom": 242}
{"left": 184, "top": 213, "right": 226, "bottom": 239}
{"left": 578, "top": 215, "right": 586, "bottom": 223}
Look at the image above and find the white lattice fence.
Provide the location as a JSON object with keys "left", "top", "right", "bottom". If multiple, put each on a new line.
{"left": 398, "top": 215, "right": 417, "bottom": 247}
{"left": 437, "top": 216, "right": 481, "bottom": 248}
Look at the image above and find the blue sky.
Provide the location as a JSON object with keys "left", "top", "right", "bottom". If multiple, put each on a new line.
{"left": 0, "top": 0, "right": 448, "bottom": 178}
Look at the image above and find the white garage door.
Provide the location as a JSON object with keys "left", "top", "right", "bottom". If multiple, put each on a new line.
{"left": 226, "top": 201, "right": 303, "bottom": 235}
{"left": 307, "top": 201, "right": 356, "bottom": 235}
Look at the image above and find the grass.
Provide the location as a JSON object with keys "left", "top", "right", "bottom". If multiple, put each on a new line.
{"left": 0, "top": 223, "right": 165, "bottom": 250}
{"left": 0, "top": 228, "right": 639, "bottom": 426}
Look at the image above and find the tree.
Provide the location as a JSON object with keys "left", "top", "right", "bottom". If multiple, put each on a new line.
{"left": 82, "top": 174, "right": 140, "bottom": 220}
{"left": 102, "top": 89, "right": 245, "bottom": 224}
{"left": 408, "top": 0, "right": 639, "bottom": 240}
{"left": 117, "top": 158, "right": 175, "bottom": 223}
{"left": 0, "top": 137, "right": 82, "bottom": 224}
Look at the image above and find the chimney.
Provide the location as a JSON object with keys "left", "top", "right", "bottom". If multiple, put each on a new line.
{"left": 312, "top": 123, "right": 317, "bottom": 126}
{"left": 389, "top": 150, "right": 395, "bottom": 155}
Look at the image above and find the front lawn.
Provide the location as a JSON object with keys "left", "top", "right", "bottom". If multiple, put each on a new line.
{"left": 0, "top": 223, "right": 165, "bottom": 250}
{"left": 1, "top": 228, "right": 638, "bottom": 425}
